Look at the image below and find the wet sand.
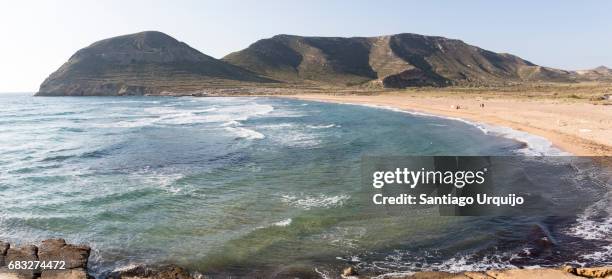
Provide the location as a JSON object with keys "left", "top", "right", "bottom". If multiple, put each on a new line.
{"left": 287, "top": 93, "right": 612, "bottom": 156}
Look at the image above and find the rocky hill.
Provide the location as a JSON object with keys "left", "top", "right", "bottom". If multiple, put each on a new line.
{"left": 574, "top": 66, "right": 612, "bottom": 81}
{"left": 36, "top": 31, "right": 274, "bottom": 96}
{"left": 223, "top": 33, "right": 575, "bottom": 88}
{"left": 38, "top": 31, "right": 580, "bottom": 96}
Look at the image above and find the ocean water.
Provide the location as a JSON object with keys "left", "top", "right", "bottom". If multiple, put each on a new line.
{"left": 0, "top": 93, "right": 609, "bottom": 278}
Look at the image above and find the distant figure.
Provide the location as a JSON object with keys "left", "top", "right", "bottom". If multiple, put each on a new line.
{"left": 455, "top": 105, "right": 460, "bottom": 110}
{"left": 480, "top": 103, "right": 485, "bottom": 108}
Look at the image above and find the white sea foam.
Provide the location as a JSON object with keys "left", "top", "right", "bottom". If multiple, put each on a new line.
{"left": 221, "top": 120, "right": 242, "bottom": 127}
{"left": 260, "top": 123, "right": 323, "bottom": 147}
{"left": 479, "top": 123, "right": 569, "bottom": 156}
{"left": 307, "top": 124, "right": 337, "bottom": 129}
{"left": 143, "top": 107, "right": 185, "bottom": 114}
{"left": 430, "top": 255, "right": 518, "bottom": 272}
{"left": 273, "top": 218, "right": 292, "bottom": 227}
{"left": 224, "top": 126, "right": 265, "bottom": 140}
{"left": 368, "top": 253, "right": 521, "bottom": 279}
{"left": 580, "top": 244, "right": 612, "bottom": 262}
{"left": 272, "top": 131, "right": 321, "bottom": 147}
{"left": 255, "top": 123, "right": 297, "bottom": 131}
{"left": 131, "top": 169, "right": 185, "bottom": 194}
{"left": 566, "top": 210, "right": 612, "bottom": 241}
{"left": 565, "top": 188, "right": 612, "bottom": 263}
{"left": 104, "top": 117, "right": 159, "bottom": 128}
{"left": 567, "top": 175, "right": 612, "bottom": 234}
{"left": 98, "top": 103, "right": 275, "bottom": 128}
{"left": 281, "top": 194, "right": 350, "bottom": 210}
{"left": 314, "top": 268, "right": 333, "bottom": 279}
{"left": 371, "top": 272, "right": 416, "bottom": 279}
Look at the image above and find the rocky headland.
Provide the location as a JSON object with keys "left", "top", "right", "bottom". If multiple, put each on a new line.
{"left": 1, "top": 239, "right": 611, "bottom": 279}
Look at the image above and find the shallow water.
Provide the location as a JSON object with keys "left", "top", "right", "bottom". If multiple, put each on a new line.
{"left": 0, "top": 93, "right": 609, "bottom": 277}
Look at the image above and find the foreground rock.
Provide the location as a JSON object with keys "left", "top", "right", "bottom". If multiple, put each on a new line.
{"left": 2, "top": 239, "right": 610, "bottom": 279}
{"left": 1, "top": 241, "right": 11, "bottom": 268}
{"left": 573, "top": 266, "right": 612, "bottom": 278}
{"left": 106, "top": 264, "right": 192, "bottom": 279}
{"left": 0, "top": 239, "right": 196, "bottom": 279}
{"left": 0, "top": 239, "right": 90, "bottom": 279}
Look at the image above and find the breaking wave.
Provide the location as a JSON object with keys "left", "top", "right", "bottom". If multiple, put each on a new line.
{"left": 281, "top": 194, "right": 350, "bottom": 210}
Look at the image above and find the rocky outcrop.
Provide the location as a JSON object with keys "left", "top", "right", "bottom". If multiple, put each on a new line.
{"left": 0, "top": 239, "right": 90, "bottom": 279}
{"left": 40, "top": 269, "right": 89, "bottom": 279}
{"left": 2, "top": 239, "right": 610, "bottom": 279}
{"left": 4, "top": 244, "right": 39, "bottom": 278}
{"left": 0, "top": 241, "right": 9, "bottom": 267}
{"left": 0, "top": 239, "right": 199, "bottom": 279}
{"left": 573, "top": 266, "right": 612, "bottom": 278}
{"left": 38, "top": 239, "right": 90, "bottom": 270}
{"left": 105, "top": 264, "right": 192, "bottom": 279}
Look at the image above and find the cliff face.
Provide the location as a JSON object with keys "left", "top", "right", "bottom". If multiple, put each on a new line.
{"left": 223, "top": 33, "right": 575, "bottom": 87}
{"left": 36, "top": 31, "right": 274, "bottom": 96}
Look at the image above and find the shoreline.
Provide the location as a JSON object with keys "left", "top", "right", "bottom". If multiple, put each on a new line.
{"left": 280, "top": 93, "right": 612, "bottom": 156}
{"left": 1, "top": 239, "right": 611, "bottom": 279}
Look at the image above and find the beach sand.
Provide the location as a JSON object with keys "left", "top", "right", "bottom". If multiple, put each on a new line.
{"left": 287, "top": 93, "right": 612, "bottom": 156}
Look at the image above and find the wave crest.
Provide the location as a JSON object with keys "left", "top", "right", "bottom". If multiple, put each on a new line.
{"left": 281, "top": 194, "right": 350, "bottom": 210}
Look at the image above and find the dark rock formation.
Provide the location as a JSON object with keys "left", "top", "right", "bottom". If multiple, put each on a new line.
{"left": 0, "top": 241, "right": 9, "bottom": 267}
{"left": 0, "top": 239, "right": 90, "bottom": 279}
{"left": 5, "top": 244, "right": 39, "bottom": 278}
{"left": 38, "top": 239, "right": 90, "bottom": 270}
{"left": 106, "top": 264, "right": 192, "bottom": 279}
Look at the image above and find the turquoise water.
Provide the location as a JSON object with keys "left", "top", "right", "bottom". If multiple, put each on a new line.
{"left": 0, "top": 94, "right": 609, "bottom": 277}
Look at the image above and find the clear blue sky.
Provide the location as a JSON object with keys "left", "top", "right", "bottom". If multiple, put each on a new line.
{"left": 1, "top": 0, "right": 611, "bottom": 92}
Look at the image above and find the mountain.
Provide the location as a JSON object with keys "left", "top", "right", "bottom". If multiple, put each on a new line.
{"left": 38, "top": 31, "right": 578, "bottom": 96}
{"left": 223, "top": 34, "right": 574, "bottom": 87}
{"left": 36, "top": 31, "right": 274, "bottom": 96}
{"left": 574, "top": 66, "right": 612, "bottom": 81}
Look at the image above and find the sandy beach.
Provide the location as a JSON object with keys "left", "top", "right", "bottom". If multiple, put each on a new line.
{"left": 287, "top": 92, "right": 612, "bottom": 156}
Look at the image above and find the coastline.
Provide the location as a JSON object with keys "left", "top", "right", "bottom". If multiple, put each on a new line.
{"left": 281, "top": 93, "right": 612, "bottom": 156}
{"left": 2, "top": 94, "right": 610, "bottom": 279}
{"left": 1, "top": 239, "right": 611, "bottom": 278}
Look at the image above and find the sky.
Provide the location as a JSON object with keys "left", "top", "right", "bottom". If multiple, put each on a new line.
{"left": 1, "top": 0, "right": 611, "bottom": 92}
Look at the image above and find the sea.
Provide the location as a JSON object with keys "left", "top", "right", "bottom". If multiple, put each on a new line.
{"left": 0, "top": 93, "right": 609, "bottom": 278}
